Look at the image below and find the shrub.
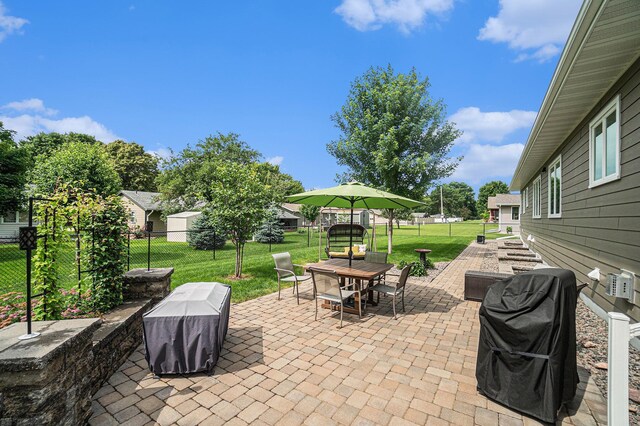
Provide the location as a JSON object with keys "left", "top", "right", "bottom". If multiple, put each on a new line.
{"left": 188, "top": 213, "right": 227, "bottom": 250}
{"left": 506, "top": 226, "right": 513, "bottom": 233}
{"left": 398, "top": 258, "right": 434, "bottom": 277}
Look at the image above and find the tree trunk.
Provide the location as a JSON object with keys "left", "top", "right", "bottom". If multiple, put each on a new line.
{"left": 235, "top": 244, "right": 241, "bottom": 277}
{"left": 387, "top": 212, "right": 394, "bottom": 254}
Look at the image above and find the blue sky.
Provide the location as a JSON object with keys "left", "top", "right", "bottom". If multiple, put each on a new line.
{"left": 0, "top": 0, "right": 582, "bottom": 193}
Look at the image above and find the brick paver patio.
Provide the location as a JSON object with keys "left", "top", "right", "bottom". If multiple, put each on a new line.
{"left": 90, "top": 242, "right": 607, "bottom": 425}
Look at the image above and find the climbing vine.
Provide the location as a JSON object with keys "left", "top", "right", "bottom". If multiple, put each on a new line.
{"left": 31, "top": 184, "right": 128, "bottom": 320}
{"left": 32, "top": 186, "right": 75, "bottom": 320}
{"left": 80, "top": 194, "right": 128, "bottom": 312}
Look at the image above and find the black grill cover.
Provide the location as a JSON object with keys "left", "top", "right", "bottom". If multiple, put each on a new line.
{"left": 476, "top": 269, "right": 578, "bottom": 423}
{"left": 143, "top": 282, "right": 231, "bottom": 375}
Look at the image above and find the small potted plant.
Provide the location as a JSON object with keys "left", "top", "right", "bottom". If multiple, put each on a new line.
{"left": 506, "top": 226, "right": 513, "bottom": 234}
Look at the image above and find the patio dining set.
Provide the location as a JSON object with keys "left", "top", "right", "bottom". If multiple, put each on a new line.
{"left": 272, "top": 251, "right": 413, "bottom": 328}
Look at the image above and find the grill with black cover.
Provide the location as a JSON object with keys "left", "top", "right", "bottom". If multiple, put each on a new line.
{"left": 476, "top": 268, "right": 579, "bottom": 423}
{"left": 143, "top": 282, "right": 231, "bottom": 376}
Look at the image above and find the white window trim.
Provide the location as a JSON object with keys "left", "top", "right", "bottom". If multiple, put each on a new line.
{"left": 511, "top": 206, "right": 520, "bottom": 221}
{"left": 521, "top": 190, "right": 526, "bottom": 214}
{"left": 548, "top": 155, "right": 562, "bottom": 218}
{"left": 588, "top": 95, "right": 621, "bottom": 188}
{"left": 532, "top": 176, "right": 541, "bottom": 219}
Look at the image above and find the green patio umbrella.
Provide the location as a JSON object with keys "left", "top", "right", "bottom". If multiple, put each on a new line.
{"left": 287, "top": 182, "right": 424, "bottom": 266}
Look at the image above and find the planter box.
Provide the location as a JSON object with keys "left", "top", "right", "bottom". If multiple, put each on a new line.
{"left": 464, "top": 271, "right": 512, "bottom": 302}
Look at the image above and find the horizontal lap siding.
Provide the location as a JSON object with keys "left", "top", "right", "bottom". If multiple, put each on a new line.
{"left": 520, "top": 57, "right": 640, "bottom": 322}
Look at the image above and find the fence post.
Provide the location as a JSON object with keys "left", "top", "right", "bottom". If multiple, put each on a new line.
{"left": 607, "top": 312, "right": 630, "bottom": 426}
{"left": 307, "top": 225, "right": 310, "bottom": 247}
{"left": 385, "top": 223, "right": 388, "bottom": 236}
{"left": 269, "top": 223, "right": 272, "bottom": 253}
{"left": 418, "top": 222, "right": 420, "bottom": 236}
{"left": 127, "top": 232, "right": 131, "bottom": 271}
{"left": 483, "top": 222, "right": 486, "bottom": 236}
{"left": 146, "top": 221, "right": 152, "bottom": 271}
{"left": 449, "top": 222, "right": 452, "bottom": 237}
{"left": 213, "top": 229, "right": 216, "bottom": 260}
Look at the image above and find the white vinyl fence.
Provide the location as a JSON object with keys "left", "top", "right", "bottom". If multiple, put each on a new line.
{"left": 607, "top": 312, "right": 640, "bottom": 426}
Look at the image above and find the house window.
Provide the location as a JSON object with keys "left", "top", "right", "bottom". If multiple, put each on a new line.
{"left": 2, "top": 211, "right": 17, "bottom": 223}
{"left": 532, "top": 176, "right": 541, "bottom": 219}
{"left": 589, "top": 96, "right": 620, "bottom": 187}
{"left": 511, "top": 206, "right": 520, "bottom": 221}
{"left": 521, "top": 188, "right": 528, "bottom": 214}
{"left": 548, "top": 155, "right": 562, "bottom": 218}
{"left": 129, "top": 210, "right": 137, "bottom": 224}
{"left": 18, "top": 211, "right": 28, "bottom": 223}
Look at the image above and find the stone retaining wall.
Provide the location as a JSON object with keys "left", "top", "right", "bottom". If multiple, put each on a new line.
{"left": 0, "top": 268, "right": 172, "bottom": 425}
{"left": 123, "top": 267, "right": 174, "bottom": 301}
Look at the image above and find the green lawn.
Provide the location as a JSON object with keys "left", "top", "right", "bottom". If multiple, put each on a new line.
{"left": 0, "top": 221, "right": 501, "bottom": 302}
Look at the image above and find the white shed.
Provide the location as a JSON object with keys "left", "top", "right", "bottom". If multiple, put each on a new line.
{"left": 166, "top": 211, "right": 203, "bottom": 242}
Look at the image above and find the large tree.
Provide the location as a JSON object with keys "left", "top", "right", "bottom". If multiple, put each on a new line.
{"left": 105, "top": 140, "right": 159, "bottom": 191}
{"left": 30, "top": 141, "right": 122, "bottom": 196}
{"left": 429, "top": 182, "right": 477, "bottom": 220}
{"left": 20, "top": 132, "right": 101, "bottom": 166}
{"left": 327, "top": 65, "right": 461, "bottom": 252}
{"left": 477, "top": 180, "right": 509, "bottom": 214}
{"left": 156, "top": 133, "right": 261, "bottom": 217}
{"left": 0, "top": 122, "right": 28, "bottom": 216}
{"left": 256, "top": 163, "right": 304, "bottom": 201}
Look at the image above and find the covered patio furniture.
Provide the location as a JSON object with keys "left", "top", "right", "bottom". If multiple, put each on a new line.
{"left": 369, "top": 263, "right": 412, "bottom": 319}
{"left": 476, "top": 269, "right": 580, "bottom": 423}
{"left": 272, "top": 252, "right": 312, "bottom": 304}
{"left": 142, "top": 282, "right": 231, "bottom": 376}
{"left": 309, "top": 267, "right": 360, "bottom": 328}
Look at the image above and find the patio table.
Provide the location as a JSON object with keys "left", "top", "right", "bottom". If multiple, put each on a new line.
{"left": 305, "top": 258, "right": 394, "bottom": 314}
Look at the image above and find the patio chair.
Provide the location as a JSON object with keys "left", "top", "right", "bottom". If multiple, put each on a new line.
{"left": 309, "top": 267, "right": 360, "bottom": 328}
{"left": 272, "top": 252, "right": 312, "bottom": 304}
{"left": 369, "top": 263, "right": 413, "bottom": 319}
{"left": 364, "top": 251, "right": 389, "bottom": 290}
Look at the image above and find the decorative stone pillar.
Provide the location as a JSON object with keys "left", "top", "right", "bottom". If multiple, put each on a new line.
{"left": 122, "top": 268, "right": 174, "bottom": 301}
{"left": 0, "top": 319, "right": 101, "bottom": 425}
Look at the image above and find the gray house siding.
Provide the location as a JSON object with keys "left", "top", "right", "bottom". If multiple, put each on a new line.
{"left": 520, "top": 57, "right": 640, "bottom": 322}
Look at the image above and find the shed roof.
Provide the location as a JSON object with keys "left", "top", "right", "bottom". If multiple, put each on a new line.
{"left": 120, "top": 190, "right": 163, "bottom": 211}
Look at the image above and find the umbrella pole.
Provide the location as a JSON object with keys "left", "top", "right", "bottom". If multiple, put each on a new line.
{"left": 349, "top": 201, "right": 354, "bottom": 267}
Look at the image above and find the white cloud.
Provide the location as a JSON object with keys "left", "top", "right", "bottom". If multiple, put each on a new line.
{"left": 0, "top": 1, "right": 28, "bottom": 42}
{"left": 450, "top": 143, "right": 524, "bottom": 184}
{"left": 335, "top": 0, "right": 454, "bottom": 33}
{"left": 2, "top": 98, "right": 57, "bottom": 116}
{"left": 478, "top": 0, "right": 582, "bottom": 62}
{"left": 1, "top": 98, "right": 120, "bottom": 142}
{"left": 149, "top": 148, "right": 172, "bottom": 160}
{"left": 450, "top": 106, "right": 536, "bottom": 144}
{"left": 267, "top": 156, "right": 284, "bottom": 166}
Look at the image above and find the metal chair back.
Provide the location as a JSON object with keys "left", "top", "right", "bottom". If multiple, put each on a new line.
{"left": 309, "top": 268, "right": 341, "bottom": 298}
{"left": 272, "top": 252, "right": 294, "bottom": 278}
{"left": 364, "top": 251, "right": 388, "bottom": 264}
{"left": 396, "top": 263, "right": 413, "bottom": 290}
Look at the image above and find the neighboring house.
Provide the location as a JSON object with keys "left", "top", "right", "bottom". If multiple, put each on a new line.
{"left": 488, "top": 194, "right": 521, "bottom": 233}
{"left": 166, "top": 211, "right": 202, "bottom": 242}
{"left": 277, "top": 204, "right": 304, "bottom": 230}
{"left": 510, "top": 0, "right": 640, "bottom": 322}
{"left": 119, "top": 190, "right": 166, "bottom": 233}
{"left": 487, "top": 197, "right": 499, "bottom": 222}
{"left": 0, "top": 210, "right": 28, "bottom": 239}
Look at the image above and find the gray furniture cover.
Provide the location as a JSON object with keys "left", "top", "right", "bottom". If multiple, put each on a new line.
{"left": 143, "top": 282, "right": 231, "bottom": 375}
